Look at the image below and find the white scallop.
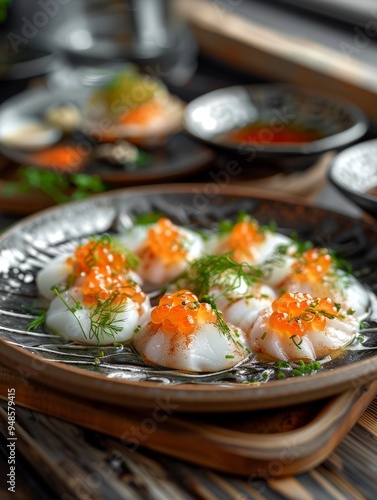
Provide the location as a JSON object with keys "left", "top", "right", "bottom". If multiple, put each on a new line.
{"left": 120, "top": 224, "right": 204, "bottom": 285}
{"left": 134, "top": 319, "right": 247, "bottom": 372}
{"left": 215, "top": 282, "right": 277, "bottom": 333}
{"left": 36, "top": 253, "right": 72, "bottom": 301}
{"left": 283, "top": 273, "right": 370, "bottom": 319}
{"left": 245, "top": 306, "right": 359, "bottom": 362}
{"left": 46, "top": 287, "right": 149, "bottom": 345}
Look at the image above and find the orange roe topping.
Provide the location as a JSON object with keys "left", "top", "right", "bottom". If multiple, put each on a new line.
{"left": 150, "top": 290, "right": 217, "bottom": 335}
{"left": 268, "top": 291, "right": 339, "bottom": 337}
{"left": 145, "top": 218, "right": 188, "bottom": 264}
{"left": 119, "top": 100, "right": 162, "bottom": 125}
{"left": 227, "top": 220, "right": 265, "bottom": 262}
{"left": 67, "top": 238, "right": 145, "bottom": 308}
{"left": 292, "top": 248, "right": 332, "bottom": 283}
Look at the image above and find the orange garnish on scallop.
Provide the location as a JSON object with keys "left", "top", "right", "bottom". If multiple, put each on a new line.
{"left": 226, "top": 220, "right": 265, "bottom": 262}
{"left": 292, "top": 248, "right": 332, "bottom": 283}
{"left": 150, "top": 290, "right": 217, "bottom": 335}
{"left": 119, "top": 100, "right": 162, "bottom": 126}
{"left": 268, "top": 291, "right": 339, "bottom": 337}
{"left": 67, "top": 238, "right": 145, "bottom": 308}
{"left": 144, "top": 218, "right": 188, "bottom": 264}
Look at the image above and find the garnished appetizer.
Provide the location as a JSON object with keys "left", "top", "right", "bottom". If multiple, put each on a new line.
{"left": 83, "top": 65, "right": 184, "bottom": 146}
{"left": 38, "top": 236, "right": 149, "bottom": 345}
{"left": 207, "top": 215, "right": 293, "bottom": 283}
{"left": 281, "top": 248, "right": 369, "bottom": 318}
{"left": 36, "top": 235, "right": 141, "bottom": 301}
{"left": 172, "top": 253, "right": 276, "bottom": 333}
{"left": 246, "top": 292, "right": 359, "bottom": 361}
{"left": 120, "top": 217, "right": 204, "bottom": 286}
{"left": 134, "top": 290, "right": 247, "bottom": 372}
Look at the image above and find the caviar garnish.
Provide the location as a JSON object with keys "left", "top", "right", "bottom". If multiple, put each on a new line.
{"left": 150, "top": 290, "right": 217, "bottom": 335}
{"left": 291, "top": 248, "right": 332, "bottom": 283}
{"left": 145, "top": 218, "right": 188, "bottom": 264}
{"left": 268, "top": 291, "right": 339, "bottom": 338}
{"left": 226, "top": 219, "right": 265, "bottom": 262}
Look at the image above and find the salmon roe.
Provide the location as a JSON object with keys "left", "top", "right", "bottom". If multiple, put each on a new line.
{"left": 292, "top": 248, "right": 332, "bottom": 283}
{"left": 150, "top": 290, "right": 217, "bottom": 335}
{"left": 268, "top": 291, "right": 339, "bottom": 337}
{"left": 227, "top": 220, "right": 265, "bottom": 262}
{"left": 67, "top": 238, "right": 145, "bottom": 308}
{"left": 145, "top": 218, "right": 188, "bottom": 264}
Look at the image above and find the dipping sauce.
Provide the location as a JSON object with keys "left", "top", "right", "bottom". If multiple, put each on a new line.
{"left": 217, "top": 122, "right": 325, "bottom": 145}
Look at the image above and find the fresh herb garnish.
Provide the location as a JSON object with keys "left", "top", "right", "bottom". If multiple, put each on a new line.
{"left": 133, "top": 212, "right": 165, "bottom": 225}
{"left": 171, "top": 253, "right": 262, "bottom": 300}
{"left": 27, "top": 310, "right": 47, "bottom": 331}
{"left": 290, "top": 334, "right": 303, "bottom": 349}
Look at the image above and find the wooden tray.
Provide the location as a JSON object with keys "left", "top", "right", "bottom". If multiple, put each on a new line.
{"left": 1, "top": 363, "right": 376, "bottom": 477}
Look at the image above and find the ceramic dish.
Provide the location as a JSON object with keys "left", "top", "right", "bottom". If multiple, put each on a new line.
{"left": 0, "top": 88, "right": 213, "bottom": 184}
{"left": 329, "top": 138, "right": 377, "bottom": 218}
{"left": 184, "top": 84, "right": 368, "bottom": 170}
{"left": 0, "top": 185, "right": 377, "bottom": 413}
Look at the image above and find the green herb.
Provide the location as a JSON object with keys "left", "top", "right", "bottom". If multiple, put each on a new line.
{"left": 357, "top": 334, "right": 365, "bottom": 343}
{"left": 133, "top": 325, "right": 141, "bottom": 334}
{"left": 133, "top": 212, "right": 165, "bottom": 225}
{"left": 346, "top": 308, "right": 355, "bottom": 316}
{"left": 225, "top": 354, "right": 235, "bottom": 359}
{"left": 359, "top": 320, "right": 369, "bottom": 330}
{"left": 277, "top": 370, "right": 285, "bottom": 379}
{"left": 0, "top": 0, "right": 11, "bottom": 22}
{"left": 171, "top": 253, "right": 262, "bottom": 300}
{"left": 261, "top": 331, "right": 267, "bottom": 340}
{"left": 290, "top": 334, "right": 303, "bottom": 349}
{"left": 3, "top": 167, "right": 107, "bottom": 204}
{"left": 27, "top": 310, "right": 47, "bottom": 331}
{"left": 275, "top": 361, "right": 290, "bottom": 369}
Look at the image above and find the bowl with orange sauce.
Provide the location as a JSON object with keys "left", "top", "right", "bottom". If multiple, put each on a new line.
{"left": 329, "top": 138, "right": 377, "bottom": 218}
{"left": 184, "top": 84, "right": 368, "bottom": 170}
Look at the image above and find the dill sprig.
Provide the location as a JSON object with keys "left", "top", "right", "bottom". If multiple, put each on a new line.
{"left": 171, "top": 253, "right": 262, "bottom": 300}
{"left": 27, "top": 309, "right": 47, "bottom": 331}
{"left": 89, "top": 293, "right": 127, "bottom": 343}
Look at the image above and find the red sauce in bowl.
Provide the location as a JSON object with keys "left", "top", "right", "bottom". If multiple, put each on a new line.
{"left": 218, "top": 122, "right": 325, "bottom": 145}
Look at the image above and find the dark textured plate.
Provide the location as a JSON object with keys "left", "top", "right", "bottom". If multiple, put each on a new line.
{"left": 0, "top": 185, "right": 377, "bottom": 412}
{"left": 0, "top": 88, "right": 213, "bottom": 184}
{"left": 329, "top": 139, "right": 377, "bottom": 218}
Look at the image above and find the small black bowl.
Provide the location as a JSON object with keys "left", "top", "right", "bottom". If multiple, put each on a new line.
{"left": 184, "top": 84, "right": 368, "bottom": 171}
{"left": 329, "top": 138, "right": 377, "bottom": 218}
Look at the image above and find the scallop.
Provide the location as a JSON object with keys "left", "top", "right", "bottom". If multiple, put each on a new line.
{"left": 46, "top": 287, "right": 149, "bottom": 345}
{"left": 134, "top": 290, "right": 247, "bottom": 372}
{"left": 245, "top": 292, "right": 359, "bottom": 362}
{"left": 120, "top": 218, "right": 204, "bottom": 285}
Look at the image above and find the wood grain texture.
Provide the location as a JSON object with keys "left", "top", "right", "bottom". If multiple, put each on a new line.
{"left": 1, "top": 364, "right": 376, "bottom": 479}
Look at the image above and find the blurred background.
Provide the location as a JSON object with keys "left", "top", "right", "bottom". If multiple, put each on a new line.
{"left": 1, "top": 0, "right": 377, "bottom": 217}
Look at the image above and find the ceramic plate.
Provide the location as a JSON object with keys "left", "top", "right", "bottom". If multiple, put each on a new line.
{"left": 0, "top": 185, "right": 377, "bottom": 412}
{"left": 0, "top": 88, "right": 213, "bottom": 184}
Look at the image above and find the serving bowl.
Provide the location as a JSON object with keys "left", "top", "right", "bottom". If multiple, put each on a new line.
{"left": 184, "top": 84, "right": 368, "bottom": 171}
{"left": 329, "top": 138, "right": 377, "bottom": 218}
